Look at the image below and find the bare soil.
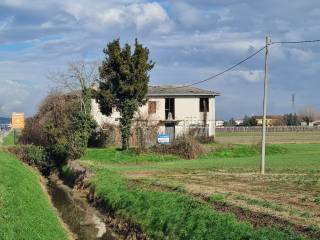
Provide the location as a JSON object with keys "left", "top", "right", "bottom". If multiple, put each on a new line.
{"left": 125, "top": 170, "right": 320, "bottom": 239}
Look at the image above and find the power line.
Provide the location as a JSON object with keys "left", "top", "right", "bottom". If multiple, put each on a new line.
{"left": 172, "top": 46, "right": 266, "bottom": 89}
{"left": 172, "top": 38, "right": 320, "bottom": 89}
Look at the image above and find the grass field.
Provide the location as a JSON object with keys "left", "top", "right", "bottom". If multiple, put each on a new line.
{"left": 79, "top": 142, "right": 320, "bottom": 239}
{"left": 81, "top": 144, "right": 319, "bottom": 173}
{"left": 0, "top": 151, "right": 68, "bottom": 240}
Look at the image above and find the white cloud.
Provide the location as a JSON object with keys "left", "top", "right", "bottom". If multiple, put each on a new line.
{"left": 150, "top": 31, "right": 264, "bottom": 53}
{"left": 286, "top": 48, "right": 314, "bottom": 62}
{"left": 62, "top": 1, "right": 173, "bottom": 33}
{"left": 228, "top": 70, "right": 264, "bottom": 83}
{"left": 173, "top": 2, "right": 201, "bottom": 26}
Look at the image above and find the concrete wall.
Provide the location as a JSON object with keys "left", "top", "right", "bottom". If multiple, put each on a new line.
{"left": 91, "top": 96, "right": 217, "bottom": 137}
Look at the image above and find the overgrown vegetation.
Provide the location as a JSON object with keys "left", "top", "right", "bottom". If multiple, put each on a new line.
{"left": 19, "top": 91, "right": 96, "bottom": 170}
{"left": 91, "top": 169, "right": 305, "bottom": 240}
{"left": 0, "top": 151, "right": 68, "bottom": 240}
{"left": 8, "top": 144, "right": 51, "bottom": 175}
{"left": 152, "top": 135, "right": 206, "bottom": 159}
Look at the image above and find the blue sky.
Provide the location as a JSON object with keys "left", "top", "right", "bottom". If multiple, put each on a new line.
{"left": 0, "top": 0, "right": 320, "bottom": 120}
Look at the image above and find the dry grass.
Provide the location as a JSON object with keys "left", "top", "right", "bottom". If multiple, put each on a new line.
{"left": 152, "top": 135, "right": 206, "bottom": 159}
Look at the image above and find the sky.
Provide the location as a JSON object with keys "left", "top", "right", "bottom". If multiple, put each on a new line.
{"left": 0, "top": 0, "right": 320, "bottom": 120}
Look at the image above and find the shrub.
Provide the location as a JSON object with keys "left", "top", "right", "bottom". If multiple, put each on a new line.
{"left": 88, "top": 128, "right": 110, "bottom": 147}
{"left": 8, "top": 145, "right": 52, "bottom": 175}
{"left": 152, "top": 135, "right": 206, "bottom": 159}
{"left": 19, "top": 92, "right": 96, "bottom": 167}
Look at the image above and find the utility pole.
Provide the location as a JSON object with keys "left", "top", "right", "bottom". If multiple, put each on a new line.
{"left": 261, "top": 36, "right": 270, "bottom": 174}
{"left": 291, "top": 93, "right": 295, "bottom": 114}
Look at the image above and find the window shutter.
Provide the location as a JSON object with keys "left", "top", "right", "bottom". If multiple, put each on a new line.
{"left": 148, "top": 101, "right": 156, "bottom": 114}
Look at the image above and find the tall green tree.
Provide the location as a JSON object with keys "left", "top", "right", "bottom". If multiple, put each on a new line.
{"left": 96, "top": 39, "right": 154, "bottom": 150}
{"left": 282, "top": 113, "right": 300, "bottom": 126}
{"left": 243, "top": 115, "right": 258, "bottom": 126}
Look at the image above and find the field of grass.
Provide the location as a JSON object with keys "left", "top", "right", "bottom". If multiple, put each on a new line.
{"left": 0, "top": 151, "right": 68, "bottom": 240}
{"left": 81, "top": 144, "right": 320, "bottom": 174}
{"left": 79, "top": 143, "right": 320, "bottom": 239}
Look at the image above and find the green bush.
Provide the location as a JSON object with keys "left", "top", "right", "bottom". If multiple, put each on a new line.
{"left": 8, "top": 145, "right": 52, "bottom": 175}
{"left": 88, "top": 127, "right": 109, "bottom": 147}
{"left": 20, "top": 93, "right": 96, "bottom": 168}
{"left": 92, "top": 170, "right": 305, "bottom": 240}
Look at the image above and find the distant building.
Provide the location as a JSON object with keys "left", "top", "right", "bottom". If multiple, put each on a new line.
{"left": 309, "top": 120, "right": 320, "bottom": 126}
{"left": 215, "top": 120, "right": 224, "bottom": 127}
{"left": 235, "top": 119, "right": 244, "bottom": 126}
{"left": 253, "top": 115, "right": 282, "bottom": 126}
{"left": 92, "top": 85, "right": 220, "bottom": 140}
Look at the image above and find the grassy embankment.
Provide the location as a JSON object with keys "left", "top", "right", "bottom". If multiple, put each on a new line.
{"left": 0, "top": 151, "right": 69, "bottom": 240}
{"left": 2, "top": 131, "right": 14, "bottom": 146}
{"left": 77, "top": 143, "right": 320, "bottom": 239}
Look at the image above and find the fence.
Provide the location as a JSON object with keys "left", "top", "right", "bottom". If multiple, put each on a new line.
{"left": 100, "top": 119, "right": 215, "bottom": 147}
{"left": 216, "top": 126, "right": 320, "bottom": 133}
{"left": 0, "top": 124, "right": 11, "bottom": 131}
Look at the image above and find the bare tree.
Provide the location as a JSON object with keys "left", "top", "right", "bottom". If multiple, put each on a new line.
{"left": 299, "top": 106, "right": 319, "bottom": 125}
{"left": 48, "top": 60, "right": 99, "bottom": 114}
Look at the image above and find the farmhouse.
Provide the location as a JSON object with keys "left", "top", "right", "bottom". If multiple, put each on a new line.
{"left": 91, "top": 85, "right": 220, "bottom": 140}
{"left": 253, "top": 115, "right": 282, "bottom": 126}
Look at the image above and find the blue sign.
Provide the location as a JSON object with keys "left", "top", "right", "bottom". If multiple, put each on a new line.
{"left": 157, "top": 134, "right": 170, "bottom": 144}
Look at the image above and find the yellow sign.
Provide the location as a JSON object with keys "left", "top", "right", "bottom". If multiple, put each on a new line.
{"left": 12, "top": 112, "right": 25, "bottom": 129}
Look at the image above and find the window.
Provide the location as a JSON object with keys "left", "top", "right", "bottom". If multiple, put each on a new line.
{"left": 165, "top": 98, "right": 175, "bottom": 120}
{"left": 148, "top": 101, "right": 156, "bottom": 114}
{"left": 199, "top": 98, "right": 209, "bottom": 112}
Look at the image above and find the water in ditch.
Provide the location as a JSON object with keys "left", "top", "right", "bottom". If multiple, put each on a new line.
{"left": 47, "top": 178, "right": 119, "bottom": 240}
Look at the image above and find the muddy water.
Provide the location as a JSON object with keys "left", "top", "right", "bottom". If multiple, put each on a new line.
{"left": 47, "top": 178, "right": 119, "bottom": 240}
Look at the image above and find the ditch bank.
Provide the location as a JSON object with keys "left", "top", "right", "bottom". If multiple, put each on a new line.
{"left": 53, "top": 161, "right": 149, "bottom": 240}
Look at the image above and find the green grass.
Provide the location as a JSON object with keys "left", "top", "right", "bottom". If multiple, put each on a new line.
{"left": 81, "top": 147, "right": 180, "bottom": 163}
{"left": 81, "top": 144, "right": 320, "bottom": 174}
{"left": 2, "top": 131, "right": 14, "bottom": 145}
{"left": 78, "top": 143, "right": 320, "bottom": 239}
{"left": 0, "top": 151, "right": 68, "bottom": 240}
{"left": 91, "top": 169, "right": 305, "bottom": 240}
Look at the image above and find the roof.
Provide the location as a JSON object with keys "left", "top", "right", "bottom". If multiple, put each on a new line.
{"left": 148, "top": 85, "right": 220, "bottom": 97}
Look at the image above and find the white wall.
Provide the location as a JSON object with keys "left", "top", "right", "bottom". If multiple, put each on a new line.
{"left": 91, "top": 96, "right": 217, "bottom": 136}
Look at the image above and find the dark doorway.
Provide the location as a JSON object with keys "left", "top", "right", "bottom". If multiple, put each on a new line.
{"left": 165, "top": 98, "right": 175, "bottom": 120}
{"left": 165, "top": 123, "right": 175, "bottom": 141}
{"left": 199, "top": 98, "right": 209, "bottom": 112}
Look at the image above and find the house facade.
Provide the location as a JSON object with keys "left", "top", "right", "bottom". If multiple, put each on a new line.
{"left": 91, "top": 85, "right": 220, "bottom": 140}
{"left": 253, "top": 115, "right": 282, "bottom": 126}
